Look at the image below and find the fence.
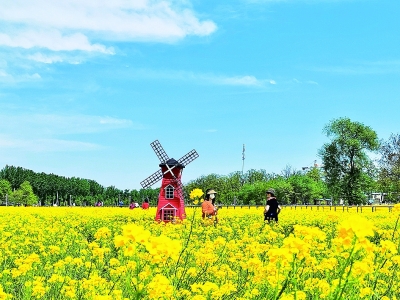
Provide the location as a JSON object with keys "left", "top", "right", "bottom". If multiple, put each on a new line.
{"left": 186, "top": 205, "right": 394, "bottom": 213}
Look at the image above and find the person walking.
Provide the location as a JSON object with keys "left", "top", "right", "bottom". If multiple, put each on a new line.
{"left": 264, "top": 188, "right": 281, "bottom": 222}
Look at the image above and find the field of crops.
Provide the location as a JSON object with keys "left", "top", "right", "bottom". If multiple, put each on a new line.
{"left": 1, "top": 205, "right": 400, "bottom": 300}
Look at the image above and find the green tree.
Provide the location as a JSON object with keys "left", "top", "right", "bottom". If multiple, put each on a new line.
{"left": 0, "top": 179, "right": 12, "bottom": 203}
{"left": 378, "top": 133, "right": 400, "bottom": 202}
{"left": 238, "top": 181, "right": 269, "bottom": 205}
{"left": 266, "top": 177, "right": 294, "bottom": 205}
{"left": 319, "top": 117, "right": 379, "bottom": 205}
{"left": 11, "top": 181, "right": 38, "bottom": 206}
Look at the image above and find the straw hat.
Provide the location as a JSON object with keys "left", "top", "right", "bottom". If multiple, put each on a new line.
{"left": 207, "top": 189, "right": 217, "bottom": 195}
{"left": 266, "top": 188, "right": 276, "bottom": 196}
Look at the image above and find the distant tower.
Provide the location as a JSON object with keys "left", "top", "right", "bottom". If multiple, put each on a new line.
{"left": 140, "top": 140, "right": 199, "bottom": 222}
{"left": 242, "top": 144, "right": 245, "bottom": 175}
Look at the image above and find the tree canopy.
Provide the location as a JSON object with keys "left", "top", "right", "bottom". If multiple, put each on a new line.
{"left": 319, "top": 117, "right": 379, "bottom": 205}
{"left": 378, "top": 133, "right": 400, "bottom": 202}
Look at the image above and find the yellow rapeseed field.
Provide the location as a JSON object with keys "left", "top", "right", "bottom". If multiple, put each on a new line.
{"left": 1, "top": 203, "right": 400, "bottom": 299}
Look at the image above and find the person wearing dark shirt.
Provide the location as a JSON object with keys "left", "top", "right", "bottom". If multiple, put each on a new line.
{"left": 264, "top": 188, "right": 281, "bottom": 222}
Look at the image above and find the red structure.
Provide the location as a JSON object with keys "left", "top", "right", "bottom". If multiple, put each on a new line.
{"left": 156, "top": 159, "right": 186, "bottom": 221}
{"left": 140, "top": 140, "right": 199, "bottom": 222}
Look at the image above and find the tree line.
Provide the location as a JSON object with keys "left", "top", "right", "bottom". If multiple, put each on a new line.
{"left": 1, "top": 117, "right": 400, "bottom": 206}
{"left": 0, "top": 166, "right": 159, "bottom": 206}
{"left": 187, "top": 117, "right": 400, "bottom": 206}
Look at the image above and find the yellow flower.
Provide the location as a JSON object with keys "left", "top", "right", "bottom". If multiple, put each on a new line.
{"left": 147, "top": 274, "right": 173, "bottom": 299}
{"left": 114, "top": 235, "right": 129, "bottom": 247}
{"left": 359, "top": 287, "right": 373, "bottom": 298}
{"left": 337, "top": 215, "right": 375, "bottom": 239}
{"left": 393, "top": 203, "right": 400, "bottom": 214}
{"left": 94, "top": 227, "right": 111, "bottom": 240}
{"left": 189, "top": 188, "right": 204, "bottom": 200}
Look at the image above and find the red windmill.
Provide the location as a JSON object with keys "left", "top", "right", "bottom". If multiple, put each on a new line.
{"left": 140, "top": 140, "right": 199, "bottom": 222}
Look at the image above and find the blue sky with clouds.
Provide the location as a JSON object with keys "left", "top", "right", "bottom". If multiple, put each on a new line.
{"left": 1, "top": 0, "right": 399, "bottom": 190}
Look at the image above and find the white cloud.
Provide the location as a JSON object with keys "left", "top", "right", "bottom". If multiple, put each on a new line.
{"left": 27, "top": 53, "right": 64, "bottom": 64}
{"left": 306, "top": 80, "right": 318, "bottom": 85}
{"left": 26, "top": 52, "right": 85, "bottom": 64}
{"left": 0, "top": 70, "right": 16, "bottom": 84}
{"left": 0, "top": 114, "right": 142, "bottom": 136}
{"left": 217, "top": 75, "right": 261, "bottom": 86}
{"left": 0, "top": 113, "right": 142, "bottom": 152}
{"left": 134, "top": 68, "right": 275, "bottom": 87}
{"left": 0, "top": 136, "right": 101, "bottom": 152}
{"left": 292, "top": 78, "right": 318, "bottom": 85}
{"left": 27, "top": 73, "right": 41, "bottom": 79}
{"left": 0, "top": 69, "right": 41, "bottom": 83}
{"left": 0, "top": 30, "right": 114, "bottom": 54}
{"left": 0, "top": 0, "right": 217, "bottom": 52}
{"left": 200, "top": 74, "right": 276, "bottom": 87}
{"left": 0, "top": 69, "right": 9, "bottom": 77}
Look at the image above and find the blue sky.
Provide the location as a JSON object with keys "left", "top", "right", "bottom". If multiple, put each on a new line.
{"left": 1, "top": 0, "right": 399, "bottom": 190}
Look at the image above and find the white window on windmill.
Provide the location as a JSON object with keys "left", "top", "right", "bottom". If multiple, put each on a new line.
{"left": 165, "top": 184, "right": 175, "bottom": 199}
{"left": 160, "top": 203, "right": 178, "bottom": 221}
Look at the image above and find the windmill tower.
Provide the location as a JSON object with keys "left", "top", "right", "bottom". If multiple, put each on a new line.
{"left": 140, "top": 140, "right": 199, "bottom": 222}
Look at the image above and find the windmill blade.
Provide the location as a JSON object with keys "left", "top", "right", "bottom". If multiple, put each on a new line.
{"left": 172, "top": 177, "right": 186, "bottom": 202}
{"left": 151, "top": 140, "right": 169, "bottom": 163}
{"left": 164, "top": 168, "right": 185, "bottom": 202}
{"left": 140, "top": 169, "right": 163, "bottom": 189}
{"left": 178, "top": 149, "right": 199, "bottom": 166}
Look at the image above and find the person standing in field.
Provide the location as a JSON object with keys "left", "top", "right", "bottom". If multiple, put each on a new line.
{"left": 264, "top": 188, "right": 281, "bottom": 222}
{"left": 201, "top": 189, "right": 218, "bottom": 223}
{"left": 129, "top": 202, "right": 136, "bottom": 210}
{"left": 142, "top": 198, "right": 149, "bottom": 209}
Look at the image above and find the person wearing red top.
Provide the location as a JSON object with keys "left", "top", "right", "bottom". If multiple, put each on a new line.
{"left": 201, "top": 189, "right": 218, "bottom": 224}
{"left": 142, "top": 198, "right": 150, "bottom": 209}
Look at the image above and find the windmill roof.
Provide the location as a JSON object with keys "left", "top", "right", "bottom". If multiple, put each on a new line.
{"left": 159, "top": 158, "right": 184, "bottom": 168}
{"left": 160, "top": 203, "right": 178, "bottom": 210}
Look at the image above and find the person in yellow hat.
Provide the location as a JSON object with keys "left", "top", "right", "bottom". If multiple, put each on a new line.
{"left": 201, "top": 189, "right": 218, "bottom": 223}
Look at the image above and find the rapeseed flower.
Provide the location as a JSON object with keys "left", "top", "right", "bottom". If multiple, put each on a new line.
{"left": 189, "top": 188, "right": 204, "bottom": 200}
{"left": 1, "top": 205, "right": 400, "bottom": 299}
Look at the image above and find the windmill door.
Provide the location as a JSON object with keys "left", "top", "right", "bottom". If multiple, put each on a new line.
{"left": 159, "top": 203, "right": 178, "bottom": 222}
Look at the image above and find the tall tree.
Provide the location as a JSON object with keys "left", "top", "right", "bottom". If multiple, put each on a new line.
{"left": 319, "top": 117, "right": 379, "bottom": 205}
{"left": 378, "top": 133, "right": 400, "bottom": 202}
{"left": 0, "top": 179, "right": 12, "bottom": 203}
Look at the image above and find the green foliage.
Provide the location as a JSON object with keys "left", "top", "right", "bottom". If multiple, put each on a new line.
{"left": 0, "top": 179, "right": 12, "bottom": 202}
{"left": 319, "top": 117, "right": 379, "bottom": 205}
{"left": 238, "top": 181, "right": 269, "bottom": 205}
{"left": 266, "top": 177, "right": 294, "bottom": 204}
{"left": 0, "top": 165, "right": 159, "bottom": 206}
{"left": 0, "top": 117, "right": 387, "bottom": 207}
{"left": 378, "top": 133, "right": 400, "bottom": 202}
{"left": 185, "top": 173, "right": 241, "bottom": 205}
{"left": 10, "top": 181, "right": 38, "bottom": 206}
